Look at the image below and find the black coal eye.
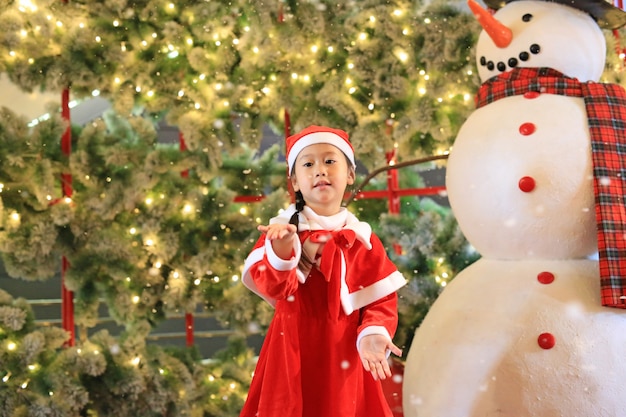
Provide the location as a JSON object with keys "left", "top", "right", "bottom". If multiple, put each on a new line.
{"left": 522, "top": 13, "right": 533, "bottom": 22}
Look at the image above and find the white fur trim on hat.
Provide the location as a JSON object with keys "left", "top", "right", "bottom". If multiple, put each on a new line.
{"left": 287, "top": 131, "right": 356, "bottom": 173}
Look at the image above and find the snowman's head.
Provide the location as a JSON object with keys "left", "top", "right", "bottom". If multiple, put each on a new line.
{"left": 474, "top": 0, "right": 607, "bottom": 82}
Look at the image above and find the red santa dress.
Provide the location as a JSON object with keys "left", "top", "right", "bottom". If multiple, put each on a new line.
{"left": 240, "top": 205, "right": 407, "bottom": 417}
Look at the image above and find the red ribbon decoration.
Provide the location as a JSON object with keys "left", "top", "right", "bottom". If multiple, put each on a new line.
{"left": 61, "top": 86, "right": 75, "bottom": 347}
{"left": 614, "top": 0, "right": 626, "bottom": 66}
{"left": 180, "top": 131, "right": 194, "bottom": 347}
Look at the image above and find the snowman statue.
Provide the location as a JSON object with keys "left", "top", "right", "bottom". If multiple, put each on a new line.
{"left": 402, "top": 0, "right": 626, "bottom": 416}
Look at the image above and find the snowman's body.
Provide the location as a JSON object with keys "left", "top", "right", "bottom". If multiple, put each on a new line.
{"left": 403, "top": 1, "right": 626, "bottom": 416}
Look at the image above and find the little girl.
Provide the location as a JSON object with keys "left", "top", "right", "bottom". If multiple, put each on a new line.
{"left": 240, "top": 125, "right": 407, "bottom": 417}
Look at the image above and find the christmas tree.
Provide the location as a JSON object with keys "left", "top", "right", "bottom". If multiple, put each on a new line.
{"left": 0, "top": 0, "right": 624, "bottom": 415}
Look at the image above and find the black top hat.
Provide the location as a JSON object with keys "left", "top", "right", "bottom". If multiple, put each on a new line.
{"left": 482, "top": 0, "right": 626, "bottom": 29}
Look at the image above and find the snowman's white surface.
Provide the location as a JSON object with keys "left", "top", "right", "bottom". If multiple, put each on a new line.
{"left": 403, "top": 2, "right": 626, "bottom": 417}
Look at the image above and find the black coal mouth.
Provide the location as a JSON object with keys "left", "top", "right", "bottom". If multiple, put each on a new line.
{"left": 479, "top": 43, "right": 541, "bottom": 73}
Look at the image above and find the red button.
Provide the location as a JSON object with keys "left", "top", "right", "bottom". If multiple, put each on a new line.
{"left": 537, "top": 271, "right": 555, "bottom": 284}
{"left": 524, "top": 91, "right": 540, "bottom": 99}
{"left": 538, "top": 333, "right": 555, "bottom": 349}
{"left": 519, "top": 122, "right": 536, "bottom": 136}
{"left": 518, "top": 176, "right": 536, "bottom": 192}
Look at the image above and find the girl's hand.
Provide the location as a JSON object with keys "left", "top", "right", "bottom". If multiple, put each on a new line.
{"left": 257, "top": 224, "right": 297, "bottom": 240}
{"left": 258, "top": 224, "right": 297, "bottom": 260}
{"left": 359, "top": 334, "right": 403, "bottom": 381}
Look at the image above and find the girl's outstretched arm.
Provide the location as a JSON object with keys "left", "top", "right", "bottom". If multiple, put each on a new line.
{"left": 257, "top": 223, "right": 297, "bottom": 260}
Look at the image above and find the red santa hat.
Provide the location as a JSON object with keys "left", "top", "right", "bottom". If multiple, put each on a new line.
{"left": 286, "top": 125, "right": 356, "bottom": 173}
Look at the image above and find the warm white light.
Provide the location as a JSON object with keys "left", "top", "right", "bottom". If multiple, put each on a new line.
{"left": 132, "top": 295, "right": 140, "bottom": 304}
{"left": 396, "top": 50, "right": 408, "bottom": 62}
{"left": 18, "top": 0, "right": 37, "bottom": 12}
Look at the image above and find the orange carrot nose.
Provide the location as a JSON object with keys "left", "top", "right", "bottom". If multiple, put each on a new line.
{"left": 467, "top": 0, "right": 512, "bottom": 48}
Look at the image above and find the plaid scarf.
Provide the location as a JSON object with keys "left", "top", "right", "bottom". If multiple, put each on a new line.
{"left": 476, "top": 67, "right": 626, "bottom": 309}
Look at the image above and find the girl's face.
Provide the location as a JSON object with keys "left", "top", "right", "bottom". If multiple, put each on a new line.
{"left": 290, "top": 143, "right": 355, "bottom": 216}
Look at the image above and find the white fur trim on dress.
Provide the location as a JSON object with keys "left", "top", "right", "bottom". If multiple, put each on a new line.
{"left": 342, "top": 270, "right": 407, "bottom": 315}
